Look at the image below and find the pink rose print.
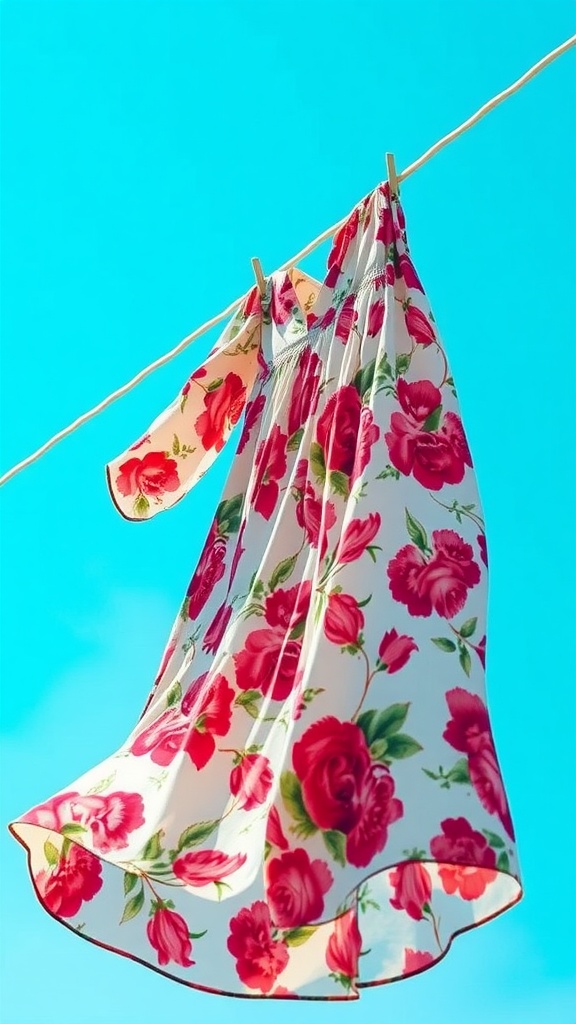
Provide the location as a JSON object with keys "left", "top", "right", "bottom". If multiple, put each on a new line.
{"left": 316, "top": 385, "right": 380, "bottom": 485}
{"left": 388, "top": 528, "right": 481, "bottom": 619}
{"left": 378, "top": 629, "right": 418, "bottom": 673}
{"left": 238, "top": 393, "right": 266, "bottom": 454}
{"left": 404, "top": 302, "right": 436, "bottom": 346}
{"left": 478, "top": 533, "right": 488, "bottom": 567}
{"left": 172, "top": 850, "right": 247, "bottom": 886}
{"left": 72, "top": 791, "right": 145, "bottom": 853}
{"left": 266, "top": 806, "right": 289, "bottom": 851}
{"left": 430, "top": 817, "right": 498, "bottom": 900}
{"left": 287, "top": 350, "right": 322, "bottom": 437}
{"left": 230, "top": 752, "right": 274, "bottom": 811}
{"left": 385, "top": 378, "right": 472, "bottom": 490}
{"left": 324, "top": 592, "right": 364, "bottom": 647}
{"left": 202, "top": 602, "right": 233, "bottom": 654}
{"left": 335, "top": 293, "right": 358, "bottom": 343}
{"left": 266, "top": 848, "right": 333, "bottom": 928}
{"left": 367, "top": 298, "right": 385, "bottom": 337}
{"left": 130, "top": 709, "right": 187, "bottom": 767}
{"left": 403, "top": 948, "right": 434, "bottom": 975}
{"left": 444, "top": 687, "right": 514, "bottom": 838}
{"left": 128, "top": 432, "right": 151, "bottom": 451}
{"left": 182, "top": 672, "right": 235, "bottom": 771}
{"left": 272, "top": 274, "right": 296, "bottom": 325}
{"left": 234, "top": 583, "right": 312, "bottom": 701}
{"left": 115, "top": 451, "right": 180, "bottom": 500}
{"left": 336, "top": 512, "right": 381, "bottom": 564}
{"left": 153, "top": 636, "right": 178, "bottom": 688}
{"left": 194, "top": 371, "right": 247, "bottom": 453}
{"left": 186, "top": 520, "right": 227, "bottom": 620}
{"left": 227, "top": 900, "right": 289, "bottom": 993}
{"left": 293, "top": 461, "right": 337, "bottom": 560}
{"left": 264, "top": 581, "right": 313, "bottom": 629}
{"left": 229, "top": 519, "right": 246, "bottom": 587}
{"left": 389, "top": 861, "right": 432, "bottom": 920}
{"left": 242, "top": 284, "right": 261, "bottom": 318}
{"left": 147, "top": 906, "right": 195, "bottom": 968}
{"left": 326, "top": 205, "right": 362, "bottom": 288}
{"left": 326, "top": 909, "right": 362, "bottom": 985}
{"left": 376, "top": 199, "right": 395, "bottom": 246}
{"left": 35, "top": 844, "right": 103, "bottom": 918}
{"left": 293, "top": 717, "right": 403, "bottom": 868}
{"left": 398, "top": 252, "right": 424, "bottom": 291}
{"left": 252, "top": 425, "right": 288, "bottom": 520}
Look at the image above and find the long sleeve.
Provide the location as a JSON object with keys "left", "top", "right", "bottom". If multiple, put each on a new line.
{"left": 106, "top": 307, "right": 262, "bottom": 521}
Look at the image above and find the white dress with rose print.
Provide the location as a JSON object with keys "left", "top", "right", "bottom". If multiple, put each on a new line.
{"left": 9, "top": 182, "right": 522, "bottom": 1000}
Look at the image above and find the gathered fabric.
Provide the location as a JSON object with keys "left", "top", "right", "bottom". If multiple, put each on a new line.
{"left": 9, "top": 181, "right": 522, "bottom": 999}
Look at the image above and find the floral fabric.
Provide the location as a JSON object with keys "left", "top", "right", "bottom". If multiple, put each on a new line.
{"left": 9, "top": 182, "right": 522, "bottom": 1000}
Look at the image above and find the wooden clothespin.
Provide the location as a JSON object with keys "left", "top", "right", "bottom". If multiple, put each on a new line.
{"left": 251, "top": 257, "right": 267, "bottom": 298}
{"left": 386, "top": 152, "right": 400, "bottom": 196}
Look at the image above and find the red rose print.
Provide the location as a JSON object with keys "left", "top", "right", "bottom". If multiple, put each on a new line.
{"left": 23, "top": 791, "right": 84, "bottom": 832}
{"left": 202, "top": 602, "right": 233, "bottom": 654}
{"left": 194, "top": 371, "right": 247, "bottom": 453}
{"left": 430, "top": 816, "right": 498, "bottom": 900}
{"left": 403, "top": 948, "right": 434, "bottom": 975}
{"left": 324, "top": 592, "right": 364, "bottom": 647}
{"left": 472, "top": 634, "right": 486, "bottom": 668}
{"left": 336, "top": 512, "right": 381, "bottom": 564}
{"left": 295, "top": 480, "right": 337, "bottom": 560}
{"left": 376, "top": 201, "right": 395, "bottom": 246}
{"left": 234, "top": 627, "right": 303, "bottom": 701}
{"left": 395, "top": 377, "right": 441, "bottom": 422}
{"left": 227, "top": 900, "right": 289, "bottom": 993}
{"left": 389, "top": 861, "right": 432, "bottom": 920}
{"left": 478, "top": 533, "right": 488, "bottom": 567}
{"left": 182, "top": 672, "right": 235, "bottom": 770}
{"left": 238, "top": 393, "right": 266, "bottom": 454}
{"left": 243, "top": 285, "right": 262, "bottom": 318}
{"left": 229, "top": 519, "right": 246, "bottom": 587}
{"left": 266, "top": 848, "right": 333, "bottom": 928}
{"left": 387, "top": 529, "right": 480, "bottom": 618}
{"left": 444, "top": 687, "right": 514, "bottom": 838}
{"left": 264, "top": 581, "right": 312, "bottom": 630}
{"left": 172, "top": 850, "right": 247, "bottom": 886}
{"left": 186, "top": 520, "right": 227, "bottom": 620}
{"left": 128, "top": 433, "right": 151, "bottom": 451}
{"left": 73, "top": 791, "right": 145, "bottom": 853}
{"left": 396, "top": 199, "right": 406, "bottom": 231}
{"left": 153, "top": 636, "right": 178, "bottom": 687}
{"left": 345, "top": 763, "right": 403, "bottom": 868}
{"left": 147, "top": 907, "right": 195, "bottom": 968}
{"left": 116, "top": 451, "right": 180, "bottom": 500}
{"left": 230, "top": 752, "right": 274, "bottom": 811}
{"left": 398, "top": 252, "right": 424, "bottom": 291}
{"left": 316, "top": 385, "right": 380, "bottom": 483}
{"left": 326, "top": 909, "right": 362, "bottom": 984}
{"left": 367, "top": 299, "right": 385, "bottom": 337}
{"left": 404, "top": 303, "right": 436, "bottom": 346}
{"left": 293, "top": 717, "right": 369, "bottom": 834}
{"left": 266, "top": 806, "right": 289, "bottom": 851}
{"left": 335, "top": 294, "right": 358, "bottom": 343}
{"left": 327, "top": 207, "right": 361, "bottom": 287}
{"left": 287, "top": 349, "right": 322, "bottom": 437}
{"left": 130, "top": 709, "right": 186, "bottom": 767}
{"left": 378, "top": 629, "right": 418, "bottom": 673}
{"left": 272, "top": 274, "right": 296, "bottom": 325}
{"left": 35, "top": 844, "right": 103, "bottom": 918}
{"left": 252, "top": 425, "right": 288, "bottom": 520}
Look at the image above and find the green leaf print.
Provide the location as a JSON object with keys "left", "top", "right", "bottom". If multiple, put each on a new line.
{"left": 322, "top": 830, "right": 347, "bottom": 867}
{"left": 309, "top": 441, "right": 326, "bottom": 484}
{"left": 141, "top": 830, "right": 164, "bottom": 861}
{"left": 385, "top": 733, "right": 423, "bottom": 760}
{"left": 123, "top": 871, "right": 139, "bottom": 895}
{"left": 458, "top": 644, "right": 472, "bottom": 677}
{"left": 421, "top": 405, "right": 442, "bottom": 432}
{"left": 43, "top": 839, "right": 60, "bottom": 867}
{"left": 133, "top": 493, "right": 150, "bottom": 518}
{"left": 353, "top": 358, "right": 376, "bottom": 401}
{"left": 268, "top": 553, "right": 298, "bottom": 592}
{"left": 459, "top": 617, "right": 478, "bottom": 638}
{"left": 497, "top": 851, "right": 510, "bottom": 872}
{"left": 216, "top": 494, "right": 243, "bottom": 536}
{"left": 357, "top": 703, "right": 410, "bottom": 746}
{"left": 235, "top": 690, "right": 261, "bottom": 718}
{"left": 369, "top": 738, "right": 388, "bottom": 762}
{"left": 166, "top": 680, "right": 183, "bottom": 707}
{"left": 330, "top": 471, "right": 350, "bottom": 498}
{"left": 284, "top": 926, "right": 317, "bottom": 947}
{"left": 120, "top": 886, "right": 145, "bottom": 924}
{"left": 405, "top": 508, "right": 429, "bottom": 552}
{"left": 60, "top": 823, "right": 87, "bottom": 838}
{"left": 447, "top": 758, "right": 471, "bottom": 784}
{"left": 280, "top": 771, "right": 318, "bottom": 838}
{"left": 395, "top": 352, "right": 411, "bottom": 376}
{"left": 482, "top": 829, "right": 506, "bottom": 849}
{"left": 431, "top": 637, "right": 457, "bottom": 653}
{"left": 176, "top": 819, "right": 219, "bottom": 853}
{"left": 172, "top": 434, "right": 181, "bottom": 456}
{"left": 376, "top": 351, "right": 394, "bottom": 382}
{"left": 207, "top": 377, "right": 224, "bottom": 392}
{"left": 287, "top": 427, "right": 305, "bottom": 451}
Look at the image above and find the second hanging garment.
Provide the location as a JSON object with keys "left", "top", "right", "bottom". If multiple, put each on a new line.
{"left": 9, "top": 181, "right": 522, "bottom": 1000}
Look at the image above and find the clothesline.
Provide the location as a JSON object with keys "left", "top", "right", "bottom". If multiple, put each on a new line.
{"left": 1, "top": 34, "right": 574, "bottom": 490}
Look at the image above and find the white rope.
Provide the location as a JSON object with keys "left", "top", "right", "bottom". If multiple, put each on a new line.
{"left": 1, "top": 34, "right": 574, "bottom": 489}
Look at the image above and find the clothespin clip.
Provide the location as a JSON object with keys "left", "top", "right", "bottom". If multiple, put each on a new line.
{"left": 386, "top": 152, "right": 400, "bottom": 196}
{"left": 251, "top": 257, "right": 267, "bottom": 298}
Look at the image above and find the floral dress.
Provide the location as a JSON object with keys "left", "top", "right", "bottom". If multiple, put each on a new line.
{"left": 8, "top": 181, "right": 523, "bottom": 1000}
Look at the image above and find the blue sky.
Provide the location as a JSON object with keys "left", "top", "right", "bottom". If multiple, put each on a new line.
{"left": 1, "top": 2, "right": 575, "bottom": 1022}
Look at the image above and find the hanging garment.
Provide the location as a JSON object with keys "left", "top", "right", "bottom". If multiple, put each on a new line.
{"left": 9, "top": 182, "right": 522, "bottom": 1000}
